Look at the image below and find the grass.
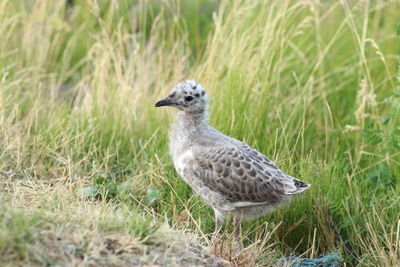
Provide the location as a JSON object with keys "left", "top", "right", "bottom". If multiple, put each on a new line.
{"left": 0, "top": 0, "right": 399, "bottom": 265}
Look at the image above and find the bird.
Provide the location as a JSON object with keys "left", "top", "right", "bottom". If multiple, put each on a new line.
{"left": 154, "top": 80, "right": 310, "bottom": 249}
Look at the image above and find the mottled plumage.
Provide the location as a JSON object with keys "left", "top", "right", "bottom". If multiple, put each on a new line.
{"left": 155, "top": 80, "right": 310, "bottom": 248}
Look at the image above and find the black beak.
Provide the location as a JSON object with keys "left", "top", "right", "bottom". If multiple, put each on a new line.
{"left": 154, "top": 98, "right": 172, "bottom": 107}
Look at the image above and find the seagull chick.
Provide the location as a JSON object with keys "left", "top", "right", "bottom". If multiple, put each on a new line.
{"left": 155, "top": 80, "right": 310, "bottom": 248}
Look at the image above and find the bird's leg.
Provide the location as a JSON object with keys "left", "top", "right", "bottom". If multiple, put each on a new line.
{"left": 211, "top": 210, "right": 224, "bottom": 245}
{"left": 213, "top": 212, "right": 223, "bottom": 238}
{"left": 233, "top": 215, "right": 242, "bottom": 252}
{"left": 210, "top": 211, "right": 225, "bottom": 254}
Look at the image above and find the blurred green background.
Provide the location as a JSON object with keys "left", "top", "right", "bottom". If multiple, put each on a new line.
{"left": 0, "top": 0, "right": 399, "bottom": 265}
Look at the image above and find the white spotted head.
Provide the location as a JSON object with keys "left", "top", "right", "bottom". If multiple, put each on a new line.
{"left": 154, "top": 80, "right": 208, "bottom": 112}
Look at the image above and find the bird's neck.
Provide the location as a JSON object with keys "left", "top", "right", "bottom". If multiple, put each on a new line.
{"left": 177, "top": 110, "right": 208, "bottom": 132}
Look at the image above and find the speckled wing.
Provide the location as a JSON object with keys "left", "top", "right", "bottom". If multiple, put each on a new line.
{"left": 191, "top": 141, "right": 309, "bottom": 203}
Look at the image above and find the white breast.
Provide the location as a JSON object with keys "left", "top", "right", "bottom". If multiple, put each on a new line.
{"left": 174, "top": 149, "right": 194, "bottom": 175}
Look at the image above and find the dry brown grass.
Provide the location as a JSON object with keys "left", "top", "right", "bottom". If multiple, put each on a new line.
{"left": 0, "top": 178, "right": 229, "bottom": 266}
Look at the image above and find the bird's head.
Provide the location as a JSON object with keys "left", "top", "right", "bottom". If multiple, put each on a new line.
{"left": 154, "top": 80, "right": 208, "bottom": 113}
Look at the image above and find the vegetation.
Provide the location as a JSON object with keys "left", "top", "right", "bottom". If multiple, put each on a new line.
{"left": 0, "top": 0, "right": 399, "bottom": 265}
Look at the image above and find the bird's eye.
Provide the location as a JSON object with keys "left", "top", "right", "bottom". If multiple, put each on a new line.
{"left": 184, "top": 96, "right": 193, "bottom": 102}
